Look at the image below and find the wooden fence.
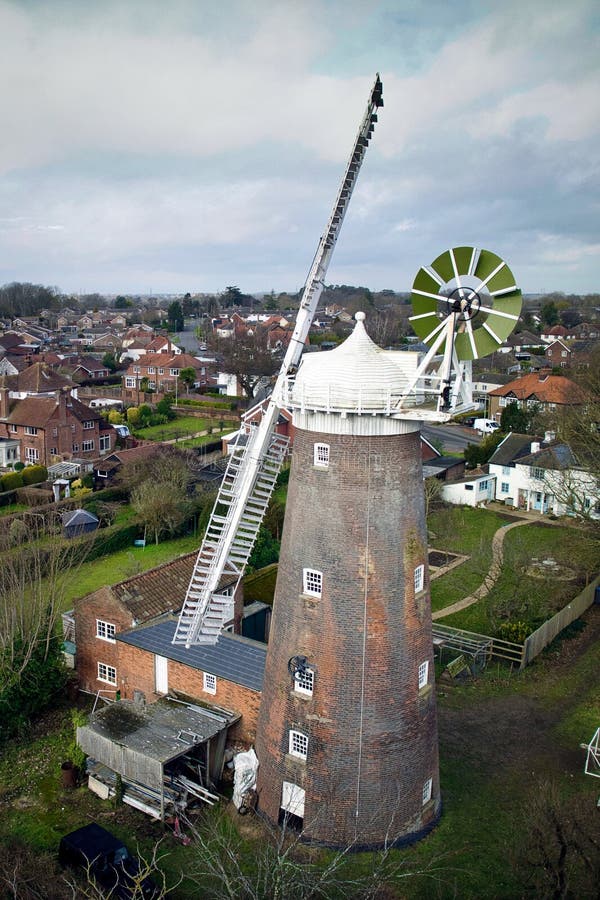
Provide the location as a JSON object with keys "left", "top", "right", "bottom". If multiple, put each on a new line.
{"left": 433, "top": 573, "right": 600, "bottom": 672}
{"left": 521, "top": 574, "right": 600, "bottom": 666}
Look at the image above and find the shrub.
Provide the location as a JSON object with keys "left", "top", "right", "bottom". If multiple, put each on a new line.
{"left": 177, "top": 397, "right": 234, "bottom": 410}
{"left": 1, "top": 471, "right": 24, "bottom": 491}
{"left": 14, "top": 462, "right": 25, "bottom": 472}
{"left": 496, "top": 621, "right": 530, "bottom": 643}
{"left": 22, "top": 465, "right": 48, "bottom": 486}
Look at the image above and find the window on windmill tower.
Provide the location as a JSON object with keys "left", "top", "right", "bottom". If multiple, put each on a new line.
{"left": 422, "top": 778, "right": 433, "bottom": 805}
{"left": 414, "top": 564, "right": 425, "bottom": 594}
{"left": 294, "top": 667, "right": 315, "bottom": 696}
{"left": 303, "top": 569, "right": 323, "bottom": 597}
{"left": 313, "top": 442, "right": 330, "bottom": 468}
{"left": 289, "top": 730, "right": 309, "bottom": 760}
{"left": 418, "top": 660, "right": 429, "bottom": 690}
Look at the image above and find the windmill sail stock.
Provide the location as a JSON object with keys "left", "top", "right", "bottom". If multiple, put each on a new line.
{"left": 173, "top": 74, "right": 383, "bottom": 647}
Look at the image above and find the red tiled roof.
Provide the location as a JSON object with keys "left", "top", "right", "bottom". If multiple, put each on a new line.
{"left": 79, "top": 552, "right": 236, "bottom": 622}
{"left": 488, "top": 372, "right": 587, "bottom": 404}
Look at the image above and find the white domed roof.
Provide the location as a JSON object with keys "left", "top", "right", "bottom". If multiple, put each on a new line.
{"left": 289, "top": 312, "right": 412, "bottom": 413}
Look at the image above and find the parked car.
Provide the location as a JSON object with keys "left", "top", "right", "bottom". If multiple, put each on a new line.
{"left": 59, "top": 823, "right": 158, "bottom": 898}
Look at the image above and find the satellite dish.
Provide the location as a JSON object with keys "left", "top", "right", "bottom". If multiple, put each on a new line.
{"left": 410, "top": 246, "right": 522, "bottom": 361}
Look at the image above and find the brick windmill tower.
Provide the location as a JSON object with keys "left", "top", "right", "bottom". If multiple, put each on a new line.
{"left": 254, "top": 312, "right": 441, "bottom": 848}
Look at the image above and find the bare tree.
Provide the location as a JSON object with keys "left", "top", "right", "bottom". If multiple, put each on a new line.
{"left": 210, "top": 329, "right": 277, "bottom": 400}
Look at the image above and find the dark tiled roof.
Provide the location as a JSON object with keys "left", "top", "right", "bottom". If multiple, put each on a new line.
{"left": 117, "top": 617, "right": 266, "bottom": 691}
{"left": 7, "top": 395, "right": 56, "bottom": 427}
{"left": 488, "top": 433, "right": 538, "bottom": 466}
{"left": 17, "top": 362, "right": 72, "bottom": 393}
{"left": 518, "top": 443, "right": 578, "bottom": 470}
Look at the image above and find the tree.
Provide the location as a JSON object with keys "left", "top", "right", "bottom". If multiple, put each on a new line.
{"left": 0, "top": 512, "right": 97, "bottom": 742}
{"left": 178, "top": 367, "right": 197, "bottom": 394}
{"left": 464, "top": 431, "right": 504, "bottom": 468}
{"left": 500, "top": 402, "right": 531, "bottom": 434}
{"left": 102, "top": 351, "right": 118, "bottom": 372}
{"left": 114, "top": 295, "right": 133, "bottom": 309}
{"left": 167, "top": 300, "right": 184, "bottom": 331}
{"left": 120, "top": 447, "right": 194, "bottom": 544}
{"left": 540, "top": 301, "right": 560, "bottom": 327}
{"left": 211, "top": 329, "right": 277, "bottom": 400}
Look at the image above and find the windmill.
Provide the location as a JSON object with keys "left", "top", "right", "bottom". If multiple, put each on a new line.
{"left": 173, "top": 74, "right": 384, "bottom": 648}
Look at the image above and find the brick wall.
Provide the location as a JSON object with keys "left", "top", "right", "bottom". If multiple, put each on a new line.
{"left": 255, "top": 426, "right": 440, "bottom": 848}
{"left": 74, "top": 590, "right": 133, "bottom": 697}
{"left": 115, "top": 642, "right": 261, "bottom": 745}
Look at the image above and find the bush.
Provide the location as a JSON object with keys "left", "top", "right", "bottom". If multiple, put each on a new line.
{"left": 496, "top": 621, "right": 531, "bottom": 643}
{"left": 1, "top": 471, "right": 24, "bottom": 491}
{"left": 177, "top": 397, "right": 235, "bottom": 410}
{"left": 14, "top": 461, "right": 25, "bottom": 472}
{"left": 0, "top": 635, "right": 67, "bottom": 745}
{"left": 22, "top": 464, "right": 48, "bottom": 485}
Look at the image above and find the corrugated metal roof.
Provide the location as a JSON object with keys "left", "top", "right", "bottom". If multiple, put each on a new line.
{"left": 117, "top": 618, "right": 266, "bottom": 691}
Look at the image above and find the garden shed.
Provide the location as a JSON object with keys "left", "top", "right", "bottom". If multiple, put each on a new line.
{"left": 77, "top": 697, "right": 238, "bottom": 819}
{"left": 62, "top": 508, "right": 99, "bottom": 539}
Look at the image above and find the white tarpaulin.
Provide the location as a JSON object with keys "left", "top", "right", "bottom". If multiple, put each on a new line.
{"left": 233, "top": 747, "right": 259, "bottom": 810}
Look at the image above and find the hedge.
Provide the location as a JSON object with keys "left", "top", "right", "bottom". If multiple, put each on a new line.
{"left": 177, "top": 398, "right": 236, "bottom": 411}
{"left": 22, "top": 465, "right": 48, "bottom": 486}
{"left": 1, "top": 472, "right": 24, "bottom": 492}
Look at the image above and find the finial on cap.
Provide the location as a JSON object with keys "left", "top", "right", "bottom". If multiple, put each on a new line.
{"left": 355, "top": 311, "right": 366, "bottom": 322}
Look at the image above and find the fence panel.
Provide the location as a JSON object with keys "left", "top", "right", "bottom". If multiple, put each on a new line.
{"left": 522, "top": 575, "right": 600, "bottom": 667}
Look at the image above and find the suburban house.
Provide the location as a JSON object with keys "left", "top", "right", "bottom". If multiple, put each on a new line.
{"left": 0, "top": 387, "right": 115, "bottom": 466}
{"left": 487, "top": 372, "right": 587, "bottom": 422}
{"left": 121, "top": 352, "right": 217, "bottom": 403}
{"left": 488, "top": 433, "right": 600, "bottom": 518}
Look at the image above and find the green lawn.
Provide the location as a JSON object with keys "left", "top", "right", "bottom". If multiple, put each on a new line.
{"left": 428, "top": 507, "right": 507, "bottom": 613}
{"left": 59, "top": 534, "right": 201, "bottom": 609}
{"left": 436, "top": 519, "right": 592, "bottom": 635}
{"left": 132, "top": 416, "right": 213, "bottom": 441}
{"left": 0, "top": 501, "right": 29, "bottom": 517}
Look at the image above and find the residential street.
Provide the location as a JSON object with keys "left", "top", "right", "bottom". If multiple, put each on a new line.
{"left": 421, "top": 421, "right": 481, "bottom": 454}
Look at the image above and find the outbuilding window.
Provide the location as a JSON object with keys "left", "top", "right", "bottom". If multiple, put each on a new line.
{"left": 98, "top": 662, "right": 117, "bottom": 685}
{"left": 418, "top": 660, "right": 429, "bottom": 690}
{"left": 96, "top": 620, "right": 116, "bottom": 642}
{"left": 203, "top": 672, "right": 217, "bottom": 695}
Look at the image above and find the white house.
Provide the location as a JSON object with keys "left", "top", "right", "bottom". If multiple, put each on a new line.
{"left": 441, "top": 473, "right": 496, "bottom": 507}
{"left": 489, "top": 433, "right": 600, "bottom": 519}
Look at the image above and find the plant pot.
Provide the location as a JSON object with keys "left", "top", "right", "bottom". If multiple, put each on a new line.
{"left": 61, "top": 761, "right": 77, "bottom": 788}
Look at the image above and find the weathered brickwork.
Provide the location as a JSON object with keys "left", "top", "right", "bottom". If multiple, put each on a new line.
{"left": 115, "top": 643, "right": 260, "bottom": 744}
{"left": 255, "top": 427, "right": 440, "bottom": 847}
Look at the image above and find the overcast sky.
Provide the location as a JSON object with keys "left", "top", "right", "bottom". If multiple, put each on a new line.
{"left": 0, "top": 0, "right": 598, "bottom": 296}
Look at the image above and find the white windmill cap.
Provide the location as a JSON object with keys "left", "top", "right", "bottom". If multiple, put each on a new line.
{"left": 289, "top": 312, "right": 412, "bottom": 412}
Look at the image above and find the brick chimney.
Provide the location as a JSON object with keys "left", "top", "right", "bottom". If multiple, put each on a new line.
{"left": 56, "top": 388, "right": 68, "bottom": 426}
{"left": 0, "top": 385, "right": 9, "bottom": 420}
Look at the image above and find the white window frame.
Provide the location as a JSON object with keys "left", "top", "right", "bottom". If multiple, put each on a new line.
{"left": 418, "top": 660, "right": 429, "bottom": 690}
{"left": 501, "top": 482, "right": 510, "bottom": 494}
{"left": 83, "top": 420, "right": 95, "bottom": 430}
{"left": 414, "top": 564, "right": 425, "bottom": 594}
{"left": 98, "top": 662, "right": 117, "bottom": 685}
{"left": 294, "top": 667, "right": 315, "bottom": 697}
{"left": 303, "top": 568, "right": 323, "bottom": 598}
{"left": 25, "top": 425, "right": 38, "bottom": 435}
{"left": 422, "top": 778, "right": 433, "bottom": 805}
{"left": 99, "top": 434, "right": 110, "bottom": 452}
{"left": 82, "top": 439, "right": 94, "bottom": 452}
{"left": 72, "top": 443, "right": 79, "bottom": 453}
{"left": 158, "top": 367, "right": 164, "bottom": 375}
{"left": 169, "top": 367, "right": 179, "bottom": 376}
{"left": 203, "top": 672, "right": 217, "bottom": 695}
{"left": 125, "top": 376, "right": 136, "bottom": 388}
{"left": 288, "top": 729, "right": 308, "bottom": 760}
{"left": 25, "top": 447, "right": 39, "bottom": 462}
{"left": 313, "top": 442, "right": 330, "bottom": 468}
{"left": 9, "top": 424, "right": 18, "bottom": 432}
{"left": 147, "top": 366, "right": 156, "bottom": 374}
{"left": 96, "top": 619, "right": 116, "bottom": 643}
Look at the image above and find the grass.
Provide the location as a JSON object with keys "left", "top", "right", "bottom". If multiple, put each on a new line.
{"left": 437, "top": 519, "right": 593, "bottom": 634}
{"left": 132, "top": 416, "right": 213, "bottom": 441}
{"left": 0, "top": 501, "right": 29, "bottom": 517}
{"left": 59, "top": 534, "right": 201, "bottom": 609}
{"left": 2, "top": 613, "right": 598, "bottom": 899}
{"left": 428, "top": 507, "right": 506, "bottom": 613}
{"left": 243, "top": 563, "right": 278, "bottom": 605}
